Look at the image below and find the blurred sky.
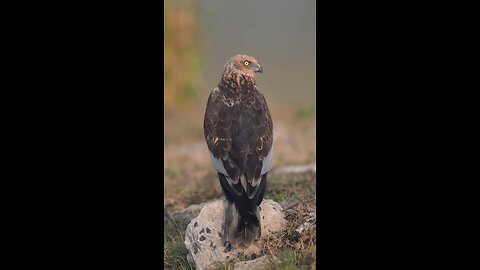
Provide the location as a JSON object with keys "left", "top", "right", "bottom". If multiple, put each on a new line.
{"left": 197, "top": 0, "right": 316, "bottom": 109}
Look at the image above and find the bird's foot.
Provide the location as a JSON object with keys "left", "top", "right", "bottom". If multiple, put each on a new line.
{"left": 223, "top": 240, "right": 232, "bottom": 253}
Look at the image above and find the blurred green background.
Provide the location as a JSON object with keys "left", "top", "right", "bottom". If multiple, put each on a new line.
{"left": 164, "top": 0, "right": 316, "bottom": 209}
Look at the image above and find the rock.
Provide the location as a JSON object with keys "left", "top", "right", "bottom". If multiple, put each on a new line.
{"left": 184, "top": 199, "right": 286, "bottom": 270}
{"left": 171, "top": 201, "right": 213, "bottom": 221}
{"left": 272, "top": 164, "right": 316, "bottom": 175}
{"left": 234, "top": 255, "right": 276, "bottom": 270}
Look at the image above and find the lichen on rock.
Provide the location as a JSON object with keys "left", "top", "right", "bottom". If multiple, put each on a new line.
{"left": 184, "top": 199, "right": 286, "bottom": 270}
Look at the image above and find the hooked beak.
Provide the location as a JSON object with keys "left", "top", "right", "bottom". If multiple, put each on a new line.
{"left": 255, "top": 63, "right": 263, "bottom": 75}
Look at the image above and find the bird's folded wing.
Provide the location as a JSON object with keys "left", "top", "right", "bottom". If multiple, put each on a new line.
{"left": 204, "top": 87, "right": 273, "bottom": 199}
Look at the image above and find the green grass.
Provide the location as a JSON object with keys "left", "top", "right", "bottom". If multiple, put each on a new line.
{"left": 268, "top": 248, "right": 316, "bottom": 270}
{"left": 164, "top": 169, "right": 177, "bottom": 180}
{"left": 164, "top": 216, "right": 193, "bottom": 270}
{"left": 295, "top": 106, "right": 316, "bottom": 119}
{"left": 269, "top": 249, "right": 297, "bottom": 270}
{"left": 267, "top": 193, "right": 287, "bottom": 202}
{"left": 210, "top": 251, "right": 259, "bottom": 270}
{"left": 177, "top": 82, "right": 198, "bottom": 104}
{"left": 265, "top": 175, "right": 316, "bottom": 202}
{"left": 164, "top": 174, "right": 316, "bottom": 269}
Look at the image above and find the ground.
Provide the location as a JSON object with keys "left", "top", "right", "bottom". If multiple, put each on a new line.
{"left": 164, "top": 102, "right": 316, "bottom": 269}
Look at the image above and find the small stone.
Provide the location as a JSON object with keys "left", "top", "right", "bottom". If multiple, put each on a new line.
{"left": 199, "top": 228, "right": 205, "bottom": 234}
{"left": 234, "top": 255, "right": 275, "bottom": 270}
{"left": 194, "top": 221, "right": 198, "bottom": 227}
{"left": 206, "top": 227, "right": 211, "bottom": 234}
{"left": 199, "top": 235, "right": 206, "bottom": 241}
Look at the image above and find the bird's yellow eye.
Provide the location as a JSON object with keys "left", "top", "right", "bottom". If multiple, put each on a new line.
{"left": 244, "top": 61, "right": 249, "bottom": 66}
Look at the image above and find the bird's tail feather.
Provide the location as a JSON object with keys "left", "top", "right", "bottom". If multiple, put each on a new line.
{"left": 219, "top": 173, "right": 267, "bottom": 248}
{"left": 223, "top": 200, "right": 261, "bottom": 247}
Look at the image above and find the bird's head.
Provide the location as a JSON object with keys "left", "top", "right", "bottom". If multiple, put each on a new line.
{"left": 227, "top": 54, "right": 263, "bottom": 79}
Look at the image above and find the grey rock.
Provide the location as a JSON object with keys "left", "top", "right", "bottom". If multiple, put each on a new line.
{"left": 184, "top": 199, "right": 286, "bottom": 270}
{"left": 234, "top": 255, "right": 277, "bottom": 270}
{"left": 272, "top": 163, "right": 316, "bottom": 175}
{"left": 171, "top": 201, "right": 213, "bottom": 221}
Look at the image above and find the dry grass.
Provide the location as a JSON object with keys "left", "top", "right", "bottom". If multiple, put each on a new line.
{"left": 164, "top": 215, "right": 193, "bottom": 270}
{"left": 261, "top": 198, "right": 316, "bottom": 270}
{"left": 164, "top": 172, "right": 317, "bottom": 269}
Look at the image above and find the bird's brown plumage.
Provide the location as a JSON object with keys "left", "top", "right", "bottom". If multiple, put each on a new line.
{"left": 203, "top": 54, "right": 273, "bottom": 248}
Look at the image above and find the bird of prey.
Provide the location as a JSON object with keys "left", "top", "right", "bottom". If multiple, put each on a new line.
{"left": 203, "top": 54, "right": 273, "bottom": 249}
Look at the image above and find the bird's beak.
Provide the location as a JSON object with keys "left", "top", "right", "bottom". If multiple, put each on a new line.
{"left": 255, "top": 64, "right": 263, "bottom": 75}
